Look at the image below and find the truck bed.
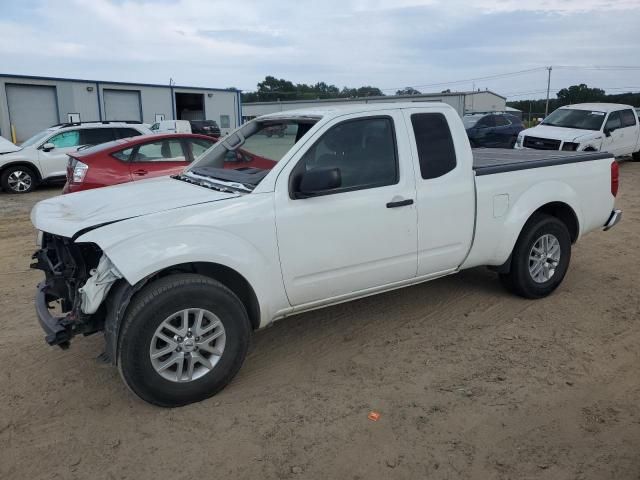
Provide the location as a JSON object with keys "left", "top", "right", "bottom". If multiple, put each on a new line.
{"left": 472, "top": 148, "right": 611, "bottom": 176}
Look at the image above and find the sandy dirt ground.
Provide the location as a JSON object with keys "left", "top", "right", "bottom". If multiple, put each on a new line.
{"left": 1, "top": 162, "right": 639, "bottom": 480}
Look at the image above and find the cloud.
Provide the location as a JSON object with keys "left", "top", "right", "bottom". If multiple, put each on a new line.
{"left": 0, "top": 0, "right": 638, "bottom": 97}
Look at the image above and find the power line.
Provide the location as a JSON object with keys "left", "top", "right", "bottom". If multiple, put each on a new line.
{"left": 379, "top": 67, "right": 547, "bottom": 92}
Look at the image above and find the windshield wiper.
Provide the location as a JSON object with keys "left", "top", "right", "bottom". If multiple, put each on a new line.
{"left": 178, "top": 172, "right": 254, "bottom": 193}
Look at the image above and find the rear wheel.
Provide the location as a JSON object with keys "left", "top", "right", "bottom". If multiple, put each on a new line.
{"left": 1, "top": 165, "right": 37, "bottom": 193}
{"left": 118, "top": 274, "right": 251, "bottom": 407}
{"left": 499, "top": 213, "right": 571, "bottom": 298}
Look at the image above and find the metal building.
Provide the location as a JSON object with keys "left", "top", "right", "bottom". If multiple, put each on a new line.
{"left": 242, "top": 90, "right": 506, "bottom": 122}
{"left": 0, "top": 73, "right": 242, "bottom": 143}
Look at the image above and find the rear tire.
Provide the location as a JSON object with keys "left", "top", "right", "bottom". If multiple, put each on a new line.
{"left": 1, "top": 165, "right": 37, "bottom": 193}
{"left": 499, "top": 213, "right": 571, "bottom": 299}
{"left": 117, "top": 273, "right": 251, "bottom": 407}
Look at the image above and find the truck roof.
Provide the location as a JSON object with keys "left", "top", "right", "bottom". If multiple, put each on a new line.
{"left": 257, "top": 102, "right": 454, "bottom": 121}
{"left": 560, "top": 103, "right": 635, "bottom": 112}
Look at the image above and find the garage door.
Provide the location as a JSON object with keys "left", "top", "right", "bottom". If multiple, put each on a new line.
{"left": 6, "top": 84, "right": 59, "bottom": 143}
{"left": 103, "top": 89, "right": 142, "bottom": 121}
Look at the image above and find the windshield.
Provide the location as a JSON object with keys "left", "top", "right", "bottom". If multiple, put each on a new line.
{"left": 20, "top": 130, "right": 51, "bottom": 147}
{"left": 542, "top": 108, "right": 606, "bottom": 130}
{"left": 462, "top": 116, "right": 482, "bottom": 128}
{"left": 182, "top": 118, "right": 317, "bottom": 191}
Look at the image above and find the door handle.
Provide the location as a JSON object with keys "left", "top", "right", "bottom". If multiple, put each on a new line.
{"left": 386, "top": 199, "right": 414, "bottom": 208}
{"left": 132, "top": 169, "right": 148, "bottom": 176}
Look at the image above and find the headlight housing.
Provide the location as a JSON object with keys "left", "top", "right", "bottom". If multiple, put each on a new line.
{"left": 72, "top": 161, "right": 89, "bottom": 183}
{"left": 561, "top": 142, "right": 579, "bottom": 151}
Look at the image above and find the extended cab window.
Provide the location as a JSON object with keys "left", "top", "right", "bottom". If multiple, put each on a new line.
{"left": 48, "top": 130, "right": 81, "bottom": 148}
{"left": 134, "top": 139, "right": 186, "bottom": 162}
{"left": 621, "top": 109, "right": 637, "bottom": 127}
{"left": 411, "top": 113, "right": 457, "bottom": 179}
{"left": 296, "top": 117, "right": 398, "bottom": 193}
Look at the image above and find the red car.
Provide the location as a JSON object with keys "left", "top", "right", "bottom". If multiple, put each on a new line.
{"left": 63, "top": 133, "right": 219, "bottom": 194}
{"left": 64, "top": 133, "right": 280, "bottom": 193}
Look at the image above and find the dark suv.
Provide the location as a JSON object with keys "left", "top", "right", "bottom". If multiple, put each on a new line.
{"left": 189, "top": 120, "right": 221, "bottom": 138}
{"left": 463, "top": 113, "right": 524, "bottom": 148}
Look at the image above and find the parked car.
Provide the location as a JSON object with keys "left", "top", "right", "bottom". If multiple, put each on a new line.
{"left": 516, "top": 103, "right": 640, "bottom": 160}
{"left": 463, "top": 112, "right": 524, "bottom": 148}
{"left": 0, "top": 121, "right": 151, "bottom": 193}
{"left": 189, "top": 120, "right": 221, "bottom": 138}
{"left": 149, "top": 120, "right": 192, "bottom": 134}
{"left": 0, "top": 136, "right": 20, "bottom": 154}
{"left": 32, "top": 103, "right": 621, "bottom": 407}
{"left": 63, "top": 134, "right": 218, "bottom": 194}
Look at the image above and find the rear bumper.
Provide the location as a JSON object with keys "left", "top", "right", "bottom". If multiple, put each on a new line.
{"left": 603, "top": 209, "right": 622, "bottom": 231}
{"left": 35, "top": 282, "right": 72, "bottom": 348}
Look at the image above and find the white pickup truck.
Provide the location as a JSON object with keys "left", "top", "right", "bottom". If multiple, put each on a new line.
{"left": 516, "top": 103, "right": 640, "bottom": 160}
{"left": 31, "top": 102, "right": 622, "bottom": 406}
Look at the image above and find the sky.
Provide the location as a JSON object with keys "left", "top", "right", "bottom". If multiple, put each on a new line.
{"left": 1, "top": 0, "right": 639, "bottom": 100}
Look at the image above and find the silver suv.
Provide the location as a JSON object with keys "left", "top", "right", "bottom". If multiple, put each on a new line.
{"left": 0, "top": 121, "right": 151, "bottom": 193}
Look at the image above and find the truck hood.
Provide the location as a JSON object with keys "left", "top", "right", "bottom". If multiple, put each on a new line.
{"left": 31, "top": 176, "right": 240, "bottom": 238}
{"left": 522, "top": 125, "right": 602, "bottom": 142}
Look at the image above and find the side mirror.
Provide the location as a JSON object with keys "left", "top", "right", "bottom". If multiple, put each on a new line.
{"left": 42, "top": 143, "right": 55, "bottom": 152}
{"left": 295, "top": 167, "right": 341, "bottom": 198}
{"left": 603, "top": 128, "right": 611, "bottom": 137}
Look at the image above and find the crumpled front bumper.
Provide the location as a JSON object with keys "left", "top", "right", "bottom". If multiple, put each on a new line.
{"left": 35, "top": 282, "right": 74, "bottom": 348}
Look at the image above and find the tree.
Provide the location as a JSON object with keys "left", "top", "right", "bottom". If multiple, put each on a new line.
{"left": 556, "top": 84, "right": 606, "bottom": 106}
{"left": 241, "top": 76, "right": 386, "bottom": 102}
{"left": 396, "top": 87, "right": 421, "bottom": 96}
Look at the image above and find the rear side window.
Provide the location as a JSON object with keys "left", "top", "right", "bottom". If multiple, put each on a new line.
{"left": 112, "top": 147, "right": 134, "bottom": 161}
{"left": 133, "top": 139, "right": 186, "bottom": 162}
{"left": 115, "top": 128, "right": 143, "bottom": 139}
{"left": 621, "top": 109, "right": 637, "bottom": 127}
{"left": 81, "top": 128, "right": 115, "bottom": 146}
{"left": 188, "top": 138, "right": 216, "bottom": 159}
{"left": 411, "top": 113, "right": 457, "bottom": 179}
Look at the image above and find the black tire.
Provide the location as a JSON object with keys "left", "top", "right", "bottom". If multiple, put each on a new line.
{"left": 118, "top": 273, "right": 251, "bottom": 407}
{"left": 632, "top": 150, "right": 640, "bottom": 162}
{"left": 499, "top": 213, "right": 571, "bottom": 299}
{"left": 1, "top": 165, "right": 38, "bottom": 193}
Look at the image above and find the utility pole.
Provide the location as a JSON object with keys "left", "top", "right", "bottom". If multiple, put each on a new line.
{"left": 544, "top": 66, "right": 552, "bottom": 117}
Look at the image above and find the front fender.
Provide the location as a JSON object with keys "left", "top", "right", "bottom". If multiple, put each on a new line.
{"left": 494, "top": 181, "right": 582, "bottom": 264}
{"left": 77, "top": 224, "right": 286, "bottom": 326}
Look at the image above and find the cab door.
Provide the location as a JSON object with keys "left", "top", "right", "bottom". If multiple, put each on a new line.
{"left": 602, "top": 111, "right": 624, "bottom": 156}
{"left": 37, "top": 129, "right": 83, "bottom": 178}
{"left": 274, "top": 111, "right": 418, "bottom": 307}
{"left": 402, "top": 109, "right": 476, "bottom": 276}
{"left": 128, "top": 138, "right": 190, "bottom": 180}
{"left": 617, "top": 109, "right": 639, "bottom": 156}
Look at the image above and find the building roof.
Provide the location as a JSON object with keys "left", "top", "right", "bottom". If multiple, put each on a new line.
{"left": 0, "top": 73, "right": 240, "bottom": 93}
{"left": 244, "top": 89, "right": 506, "bottom": 106}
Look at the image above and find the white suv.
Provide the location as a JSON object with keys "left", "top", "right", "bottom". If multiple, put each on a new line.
{"left": 0, "top": 121, "right": 151, "bottom": 193}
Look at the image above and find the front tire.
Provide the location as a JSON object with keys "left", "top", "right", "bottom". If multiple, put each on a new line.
{"left": 1, "top": 165, "right": 37, "bottom": 193}
{"left": 118, "top": 274, "right": 251, "bottom": 407}
{"left": 632, "top": 150, "right": 640, "bottom": 162}
{"left": 499, "top": 213, "right": 571, "bottom": 299}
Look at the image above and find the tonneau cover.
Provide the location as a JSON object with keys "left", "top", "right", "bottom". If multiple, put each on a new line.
{"left": 473, "top": 148, "right": 612, "bottom": 176}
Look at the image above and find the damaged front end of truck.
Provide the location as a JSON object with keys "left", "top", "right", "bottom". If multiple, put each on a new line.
{"left": 31, "top": 232, "right": 122, "bottom": 348}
